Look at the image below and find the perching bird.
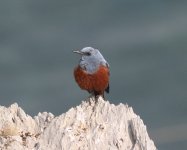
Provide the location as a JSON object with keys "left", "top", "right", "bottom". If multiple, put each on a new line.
{"left": 73, "top": 47, "right": 110, "bottom": 98}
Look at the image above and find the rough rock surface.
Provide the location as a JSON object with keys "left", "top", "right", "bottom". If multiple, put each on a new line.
{"left": 0, "top": 97, "right": 156, "bottom": 150}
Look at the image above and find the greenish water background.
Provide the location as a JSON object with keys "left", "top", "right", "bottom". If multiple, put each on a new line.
{"left": 0, "top": 1, "right": 187, "bottom": 149}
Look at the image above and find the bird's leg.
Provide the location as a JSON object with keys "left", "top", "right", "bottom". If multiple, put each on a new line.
{"left": 102, "top": 92, "right": 105, "bottom": 100}
{"left": 94, "top": 91, "right": 103, "bottom": 103}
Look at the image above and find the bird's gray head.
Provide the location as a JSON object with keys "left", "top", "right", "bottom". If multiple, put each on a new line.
{"left": 73, "top": 47, "right": 109, "bottom": 74}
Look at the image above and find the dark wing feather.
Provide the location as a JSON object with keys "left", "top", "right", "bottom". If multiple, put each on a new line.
{"left": 104, "top": 61, "right": 110, "bottom": 93}
{"left": 105, "top": 84, "right": 110, "bottom": 93}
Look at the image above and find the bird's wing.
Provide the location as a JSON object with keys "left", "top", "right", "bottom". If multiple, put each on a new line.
{"left": 105, "top": 84, "right": 110, "bottom": 93}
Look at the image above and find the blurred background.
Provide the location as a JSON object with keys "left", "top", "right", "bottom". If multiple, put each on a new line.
{"left": 0, "top": 0, "right": 187, "bottom": 149}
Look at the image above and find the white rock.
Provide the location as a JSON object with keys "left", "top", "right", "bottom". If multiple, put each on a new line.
{"left": 0, "top": 97, "right": 156, "bottom": 150}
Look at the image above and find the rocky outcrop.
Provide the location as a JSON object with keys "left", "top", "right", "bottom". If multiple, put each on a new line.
{"left": 0, "top": 97, "right": 156, "bottom": 150}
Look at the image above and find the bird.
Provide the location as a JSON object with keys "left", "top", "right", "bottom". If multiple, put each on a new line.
{"left": 73, "top": 47, "right": 110, "bottom": 99}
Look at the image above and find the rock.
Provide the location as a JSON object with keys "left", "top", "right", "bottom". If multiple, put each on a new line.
{"left": 0, "top": 97, "right": 156, "bottom": 150}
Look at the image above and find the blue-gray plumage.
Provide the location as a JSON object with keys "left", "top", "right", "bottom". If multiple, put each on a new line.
{"left": 73, "top": 47, "right": 109, "bottom": 74}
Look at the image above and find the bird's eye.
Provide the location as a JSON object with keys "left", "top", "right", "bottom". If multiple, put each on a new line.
{"left": 85, "top": 52, "right": 91, "bottom": 56}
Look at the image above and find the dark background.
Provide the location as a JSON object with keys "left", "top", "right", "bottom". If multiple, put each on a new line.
{"left": 0, "top": 1, "right": 187, "bottom": 149}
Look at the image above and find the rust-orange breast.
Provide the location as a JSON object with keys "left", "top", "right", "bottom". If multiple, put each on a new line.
{"left": 74, "top": 65, "right": 109, "bottom": 93}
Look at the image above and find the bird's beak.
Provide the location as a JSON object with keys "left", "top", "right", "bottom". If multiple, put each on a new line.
{"left": 73, "top": 50, "right": 84, "bottom": 55}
